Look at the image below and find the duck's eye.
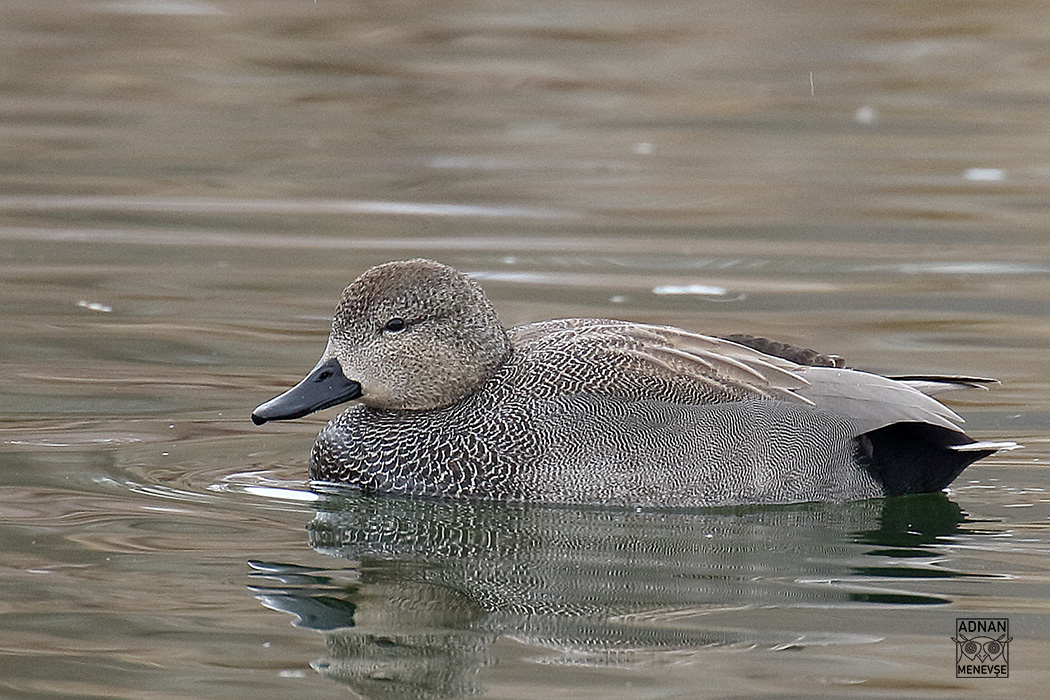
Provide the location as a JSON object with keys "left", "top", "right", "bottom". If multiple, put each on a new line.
{"left": 384, "top": 317, "right": 407, "bottom": 333}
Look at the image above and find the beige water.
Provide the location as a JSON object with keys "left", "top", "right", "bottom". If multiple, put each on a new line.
{"left": 2, "top": 1, "right": 1049, "bottom": 698}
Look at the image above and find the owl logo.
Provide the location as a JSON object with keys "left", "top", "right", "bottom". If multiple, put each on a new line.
{"left": 953, "top": 618, "right": 1011, "bottom": 677}
{"left": 952, "top": 633, "right": 1011, "bottom": 663}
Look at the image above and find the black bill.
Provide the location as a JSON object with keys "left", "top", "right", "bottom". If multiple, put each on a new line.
{"left": 251, "top": 357, "right": 362, "bottom": 425}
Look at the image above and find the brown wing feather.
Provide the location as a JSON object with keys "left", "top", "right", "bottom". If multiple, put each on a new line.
{"left": 508, "top": 319, "right": 812, "bottom": 405}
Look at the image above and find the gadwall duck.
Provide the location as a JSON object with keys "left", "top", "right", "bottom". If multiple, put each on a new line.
{"left": 252, "top": 259, "right": 1014, "bottom": 508}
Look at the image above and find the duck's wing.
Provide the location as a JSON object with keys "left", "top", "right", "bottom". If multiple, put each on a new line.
{"left": 795, "top": 366, "right": 968, "bottom": 433}
{"left": 510, "top": 319, "right": 812, "bottom": 404}
{"left": 720, "top": 333, "right": 845, "bottom": 368}
{"left": 509, "top": 319, "right": 1003, "bottom": 436}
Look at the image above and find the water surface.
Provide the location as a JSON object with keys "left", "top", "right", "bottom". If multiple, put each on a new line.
{"left": 2, "top": 1, "right": 1049, "bottom": 698}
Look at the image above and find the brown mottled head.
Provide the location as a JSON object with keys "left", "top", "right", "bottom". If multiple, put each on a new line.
{"left": 321, "top": 259, "right": 511, "bottom": 410}
{"left": 252, "top": 259, "right": 511, "bottom": 423}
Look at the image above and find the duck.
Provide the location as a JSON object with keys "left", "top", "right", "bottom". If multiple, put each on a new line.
{"left": 251, "top": 258, "right": 1015, "bottom": 508}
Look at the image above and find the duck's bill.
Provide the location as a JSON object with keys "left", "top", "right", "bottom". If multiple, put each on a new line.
{"left": 251, "top": 357, "right": 362, "bottom": 425}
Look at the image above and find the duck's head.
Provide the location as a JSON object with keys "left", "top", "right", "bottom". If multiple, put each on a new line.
{"left": 251, "top": 259, "right": 510, "bottom": 424}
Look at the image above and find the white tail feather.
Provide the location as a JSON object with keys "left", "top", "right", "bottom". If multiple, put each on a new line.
{"left": 949, "top": 440, "right": 1021, "bottom": 452}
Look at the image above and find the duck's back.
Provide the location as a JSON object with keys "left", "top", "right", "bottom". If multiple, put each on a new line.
{"left": 311, "top": 319, "right": 923, "bottom": 506}
{"left": 311, "top": 380, "right": 886, "bottom": 508}
{"left": 251, "top": 258, "right": 1007, "bottom": 507}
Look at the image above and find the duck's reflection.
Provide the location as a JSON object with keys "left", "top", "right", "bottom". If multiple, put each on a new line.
{"left": 251, "top": 494, "right": 968, "bottom": 699}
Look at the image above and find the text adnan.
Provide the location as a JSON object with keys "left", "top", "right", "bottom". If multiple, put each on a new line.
{"left": 957, "top": 619, "right": 1007, "bottom": 634}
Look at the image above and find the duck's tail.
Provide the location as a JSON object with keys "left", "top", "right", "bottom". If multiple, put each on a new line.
{"left": 948, "top": 439, "right": 1022, "bottom": 452}
{"left": 889, "top": 375, "right": 999, "bottom": 395}
{"left": 861, "top": 422, "right": 1019, "bottom": 497}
